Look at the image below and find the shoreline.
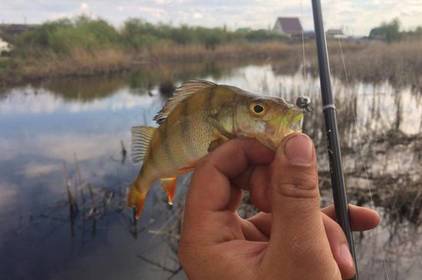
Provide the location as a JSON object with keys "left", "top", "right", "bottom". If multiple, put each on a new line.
{"left": 2, "top": 39, "right": 421, "bottom": 90}
{"left": 0, "top": 42, "right": 296, "bottom": 88}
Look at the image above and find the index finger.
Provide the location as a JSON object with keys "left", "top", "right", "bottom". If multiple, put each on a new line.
{"left": 185, "top": 138, "right": 274, "bottom": 213}
{"left": 322, "top": 204, "right": 380, "bottom": 231}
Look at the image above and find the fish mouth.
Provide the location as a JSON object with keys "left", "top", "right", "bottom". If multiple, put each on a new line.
{"left": 290, "top": 113, "right": 304, "bottom": 132}
{"left": 277, "top": 111, "right": 303, "bottom": 134}
{"left": 265, "top": 111, "right": 303, "bottom": 149}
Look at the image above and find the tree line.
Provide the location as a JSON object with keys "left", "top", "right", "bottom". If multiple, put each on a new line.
{"left": 12, "top": 16, "right": 286, "bottom": 56}
{"left": 369, "top": 18, "right": 422, "bottom": 42}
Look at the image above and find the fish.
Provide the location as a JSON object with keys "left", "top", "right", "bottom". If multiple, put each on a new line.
{"left": 128, "top": 80, "right": 305, "bottom": 219}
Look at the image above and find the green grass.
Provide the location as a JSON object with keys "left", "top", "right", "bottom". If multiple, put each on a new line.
{"left": 14, "top": 17, "right": 121, "bottom": 56}
{"left": 0, "top": 16, "right": 294, "bottom": 85}
{"left": 11, "top": 16, "right": 286, "bottom": 57}
{"left": 0, "top": 57, "right": 10, "bottom": 70}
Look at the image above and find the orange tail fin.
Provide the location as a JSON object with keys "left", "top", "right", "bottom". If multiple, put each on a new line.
{"left": 128, "top": 183, "right": 147, "bottom": 219}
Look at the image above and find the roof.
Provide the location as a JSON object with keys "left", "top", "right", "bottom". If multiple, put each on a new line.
{"left": 274, "top": 17, "right": 303, "bottom": 34}
{"left": 0, "top": 24, "right": 38, "bottom": 36}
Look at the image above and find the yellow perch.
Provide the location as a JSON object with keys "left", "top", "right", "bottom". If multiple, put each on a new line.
{"left": 128, "top": 80, "right": 304, "bottom": 219}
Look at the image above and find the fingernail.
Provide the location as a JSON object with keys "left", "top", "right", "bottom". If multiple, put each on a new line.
{"left": 339, "top": 244, "right": 354, "bottom": 268}
{"left": 284, "top": 134, "right": 313, "bottom": 166}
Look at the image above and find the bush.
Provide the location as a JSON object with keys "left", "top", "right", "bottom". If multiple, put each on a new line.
{"left": 120, "top": 18, "right": 285, "bottom": 50}
{"left": 12, "top": 16, "right": 288, "bottom": 57}
{"left": 369, "top": 18, "right": 401, "bottom": 42}
{"left": 14, "top": 16, "right": 121, "bottom": 55}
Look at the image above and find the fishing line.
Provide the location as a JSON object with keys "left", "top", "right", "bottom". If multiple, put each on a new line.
{"left": 300, "top": 0, "right": 307, "bottom": 78}
{"left": 336, "top": 37, "right": 350, "bottom": 84}
{"left": 311, "top": 1, "right": 359, "bottom": 279}
{"left": 333, "top": 19, "right": 392, "bottom": 280}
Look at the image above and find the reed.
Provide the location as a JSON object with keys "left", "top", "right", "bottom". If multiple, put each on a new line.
{"left": 0, "top": 41, "right": 296, "bottom": 86}
{"left": 1, "top": 16, "right": 422, "bottom": 90}
{"left": 306, "top": 39, "right": 422, "bottom": 88}
{"left": 148, "top": 41, "right": 294, "bottom": 62}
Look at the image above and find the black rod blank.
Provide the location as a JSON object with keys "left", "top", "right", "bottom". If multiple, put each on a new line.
{"left": 310, "top": 0, "right": 358, "bottom": 279}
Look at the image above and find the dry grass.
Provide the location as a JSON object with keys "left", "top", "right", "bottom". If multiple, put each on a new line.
{"left": 307, "top": 40, "right": 422, "bottom": 88}
{"left": 18, "top": 48, "right": 133, "bottom": 79}
{"left": 147, "top": 41, "right": 294, "bottom": 63}
{"left": 1, "top": 42, "right": 296, "bottom": 86}
{"left": 2, "top": 39, "right": 422, "bottom": 89}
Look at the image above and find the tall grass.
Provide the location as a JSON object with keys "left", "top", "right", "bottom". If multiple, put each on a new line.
{"left": 297, "top": 40, "right": 422, "bottom": 89}
{"left": 148, "top": 41, "right": 294, "bottom": 63}
{"left": 0, "top": 16, "right": 292, "bottom": 85}
{"left": 1, "top": 16, "right": 422, "bottom": 88}
{"left": 328, "top": 40, "right": 422, "bottom": 88}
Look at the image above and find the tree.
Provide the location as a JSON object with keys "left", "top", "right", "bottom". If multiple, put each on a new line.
{"left": 369, "top": 18, "right": 401, "bottom": 42}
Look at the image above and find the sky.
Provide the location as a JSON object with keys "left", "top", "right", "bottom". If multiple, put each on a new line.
{"left": 0, "top": 0, "right": 421, "bottom": 36}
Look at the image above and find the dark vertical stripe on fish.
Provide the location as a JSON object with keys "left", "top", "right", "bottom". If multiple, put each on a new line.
{"left": 206, "top": 86, "right": 216, "bottom": 111}
{"left": 161, "top": 121, "right": 179, "bottom": 168}
{"left": 232, "top": 93, "right": 239, "bottom": 133}
{"left": 180, "top": 100, "right": 196, "bottom": 158}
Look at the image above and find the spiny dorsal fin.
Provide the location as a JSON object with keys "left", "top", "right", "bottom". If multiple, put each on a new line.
{"left": 131, "top": 126, "right": 156, "bottom": 163}
{"left": 154, "top": 80, "right": 217, "bottom": 124}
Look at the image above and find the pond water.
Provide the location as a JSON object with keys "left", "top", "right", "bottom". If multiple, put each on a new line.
{"left": 0, "top": 61, "right": 421, "bottom": 280}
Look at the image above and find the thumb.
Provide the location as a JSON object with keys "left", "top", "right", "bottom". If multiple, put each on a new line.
{"left": 271, "top": 133, "right": 320, "bottom": 231}
{"left": 265, "top": 133, "right": 339, "bottom": 279}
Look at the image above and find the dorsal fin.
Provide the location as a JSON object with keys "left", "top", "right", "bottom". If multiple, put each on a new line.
{"left": 131, "top": 126, "right": 156, "bottom": 163}
{"left": 154, "top": 80, "right": 217, "bottom": 124}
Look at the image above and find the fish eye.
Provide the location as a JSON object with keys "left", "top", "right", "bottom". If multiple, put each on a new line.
{"left": 250, "top": 102, "right": 266, "bottom": 115}
{"left": 254, "top": 104, "right": 264, "bottom": 113}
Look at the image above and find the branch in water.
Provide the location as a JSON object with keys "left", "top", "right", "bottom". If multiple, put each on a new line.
{"left": 137, "top": 254, "right": 182, "bottom": 278}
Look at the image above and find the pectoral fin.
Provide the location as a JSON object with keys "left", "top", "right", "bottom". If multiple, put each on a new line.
{"left": 208, "top": 138, "right": 225, "bottom": 152}
{"left": 208, "top": 132, "right": 230, "bottom": 153}
{"left": 160, "top": 177, "right": 177, "bottom": 205}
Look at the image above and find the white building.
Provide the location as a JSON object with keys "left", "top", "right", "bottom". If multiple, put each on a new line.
{"left": 0, "top": 37, "right": 11, "bottom": 54}
{"left": 326, "top": 29, "right": 346, "bottom": 39}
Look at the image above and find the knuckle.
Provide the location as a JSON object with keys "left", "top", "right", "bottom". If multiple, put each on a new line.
{"left": 273, "top": 182, "right": 319, "bottom": 199}
{"left": 272, "top": 165, "right": 319, "bottom": 199}
{"left": 273, "top": 159, "right": 318, "bottom": 182}
{"left": 288, "top": 168, "right": 318, "bottom": 187}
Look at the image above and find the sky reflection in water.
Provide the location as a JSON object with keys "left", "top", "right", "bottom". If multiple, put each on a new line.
{"left": 0, "top": 63, "right": 421, "bottom": 280}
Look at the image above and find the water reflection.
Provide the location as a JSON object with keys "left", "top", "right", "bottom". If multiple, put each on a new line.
{"left": 0, "top": 60, "right": 421, "bottom": 280}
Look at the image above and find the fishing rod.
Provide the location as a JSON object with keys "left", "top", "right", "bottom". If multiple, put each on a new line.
{"left": 310, "top": 0, "right": 358, "bottom": 279}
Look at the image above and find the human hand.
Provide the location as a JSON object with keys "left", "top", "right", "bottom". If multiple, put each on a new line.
{"left": 179, "top": 134, "right": 380, "bottom": 280}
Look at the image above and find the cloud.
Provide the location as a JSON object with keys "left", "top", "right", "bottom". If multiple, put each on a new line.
{"left": 79, "top": 2, "right": 94, "bottom": 18}
{"left": 193, "top": 12, "right": 203, "bottom": 19}
{"left": 36, "top": 133, "right": 125, "bottom": 162}
{"left": 21, "top": 162, "right": 61, "bottom": 177}
{"left": 0, "top": 137, "right": 21, "bottom": 161}
{"left": 80, "top": 2, "right": 89, "bottom": 12}
{"left": 0, "top": 131, "right": 128, "bottom": 164}
{"left": 0, "top": 181, "right": 18, "bottom": 208}
{"left": 0, "top": 1, "right": 421, "bottom": 36}
{"left": 0, "top": 87, "right": 157, "bottom": 115}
